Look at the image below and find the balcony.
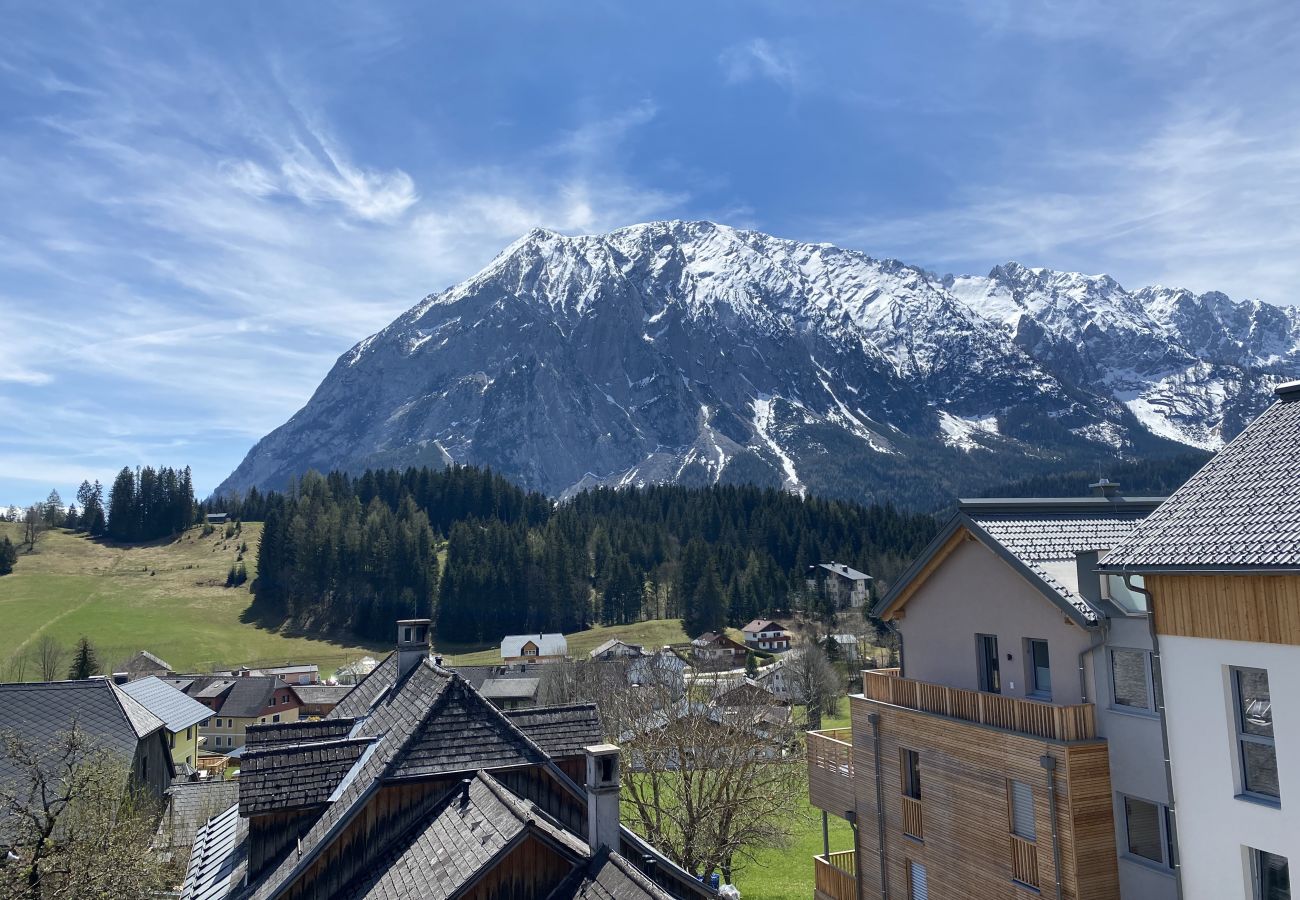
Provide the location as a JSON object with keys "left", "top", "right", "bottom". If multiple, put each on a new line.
{"left": 861, "top": 669, "right": 1096, "bottom": 741}
{"left": 813, "top": 850, "right": 856, "bottom": 900}
{"left": 806, "top": 728, "right": 854, "bottom": 816}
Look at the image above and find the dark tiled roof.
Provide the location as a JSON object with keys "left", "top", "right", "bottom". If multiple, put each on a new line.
{"left": 328, "top": 653, "right": 399, "bottom": 719}
{"left": 815, "top": 563, "right": 871, "bottom": 581}
{"left": 549, "top": 850, "right": 677, "bottom": 900}
{"left": 1102, "top": 389, "right": 1300, "bottom": 571}
{"left": 336, "top": 773, "right": 587, "bottom": 900}
{"left": 480, "top": 677, "right": 540, "bottom": 701}
{"left": 503, "top": 704, "right": 602, "bottom": 758}
{"left": 391, "top": 679, "right": 545, "bottom": 779}
{"left": 449, "top": 663, "right": 536, "bottom": 691}
{"left": 245, "top": 719, "right": 356, "bottom": 750}
{"left": 159, "top": 779, "right": 241, "bottom": 851}
{"left": 120, "top": 675, "right": 214, "bottom": 733}
{"left": 239, "top": 737, "right": 374, "bottom": 815}
{"left": 0, "top": 680, "right": 164, "bottom": 786}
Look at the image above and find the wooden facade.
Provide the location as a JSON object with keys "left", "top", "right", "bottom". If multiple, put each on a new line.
{"left": 809, "top": 690, "right": 1119, "bottom": 900}
{"left": 1149, "top": 573, "right": 1300, "bottom": 645}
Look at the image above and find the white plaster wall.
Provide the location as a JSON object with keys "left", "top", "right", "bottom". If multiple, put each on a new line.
{"left": 1160, "top": 634, "right": 1300, "bottom": 899}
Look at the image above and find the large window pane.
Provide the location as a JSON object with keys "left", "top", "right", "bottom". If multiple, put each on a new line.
{"left": 1255, "top": 849, "right": 1290, "bottom": 900}
{"left": 1243, "top": 741, "right": 1281, "bottom": 798}
{"left": 901, "top": 749, "right": 921, "bottom": 799}
{"left": 1028, "top": 640, "right": 1051, "bottom": 696}
{"left": 1111, "top": 649, "right": 1151, "bottom": 710}
{"left": 1123, "top": 796, "right": 1163, "bottom": 864}
{"left": 1238, "top": 669, "right": 1274, "bottom": 737}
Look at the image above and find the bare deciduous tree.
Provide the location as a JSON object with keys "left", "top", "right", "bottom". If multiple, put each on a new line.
{"left": 0, "top": 727, "right": 177, "bottom": 899}
{"left": 615, "top": 663, "right": 806, "bottom": 883}
{"left": 785, "top": 640, "right": 843, "bottom": 730}
{"left": 35, "top": 637, "right": 66, "bottom": 684}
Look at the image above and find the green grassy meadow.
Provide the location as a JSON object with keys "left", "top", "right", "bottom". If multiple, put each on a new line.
{"left": 0, "top": 523, "right": 384, "bottom": 677}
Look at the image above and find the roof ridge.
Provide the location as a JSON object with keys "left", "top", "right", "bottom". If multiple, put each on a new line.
{"left": 108, "top": 681, "right": 166, "bottom": 737}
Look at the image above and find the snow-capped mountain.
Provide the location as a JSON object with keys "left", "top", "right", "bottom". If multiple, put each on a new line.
{"left": 217, "top": 221, "right": 1298, "bottom": 507}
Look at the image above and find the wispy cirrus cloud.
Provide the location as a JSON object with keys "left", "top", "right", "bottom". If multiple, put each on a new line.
{"left": 719, "top": 38, "right": 801, "bottom": 91}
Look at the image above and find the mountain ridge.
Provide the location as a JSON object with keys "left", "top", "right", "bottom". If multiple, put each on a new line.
{"left": 217, "top": 220, "right": 1297, "bottom": 508}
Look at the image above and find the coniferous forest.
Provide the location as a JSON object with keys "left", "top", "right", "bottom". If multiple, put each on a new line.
{"left": 231, "top": 466, "right": 938, "bottom": 644}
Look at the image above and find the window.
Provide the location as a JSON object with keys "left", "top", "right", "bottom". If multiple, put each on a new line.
{"left": 141, "top": 756, "right": 147, "bottom": 780}
{"left": 1234, "top": 668, "right": 1278, "bottom": 800}
{"left": 168, "top": 732, "right": 176, "bottom": 749}
{"left": 908, "top": 861, "right": 928, "bottom": 900}
{"left": 977, "top": 634, "right": 1000, "bottom": 694}
{"left": 1009, "top": 780, "right": 1036, "bottom": 841}
{"left": 272, "top": 713, "right": 281, "bottom": 723}
{"left": 1026, "top": 639, "right": 1051, "bottom": 698}
{"left": 1252, "top": 848, "right": 1290, "bottom": 900}
{"left": 901, "top": 749, "right": 921, "bottom": 799}
{"left": 1111, "top": 649, "right": 1154, "bottom": 711}
{"left": 1121, "top": 795, "right": 1174, "bottom": 869}
{"left": 186, "top": 726, "right": 192, "bottom": 740}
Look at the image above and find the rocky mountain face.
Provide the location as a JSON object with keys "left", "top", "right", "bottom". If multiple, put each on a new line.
{"left": 217, "top": 222, "right": 1299, "bottom": 508}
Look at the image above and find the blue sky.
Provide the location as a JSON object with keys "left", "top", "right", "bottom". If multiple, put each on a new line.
{"left": 2, "top": 1, "right": 1299, "bottom": 505}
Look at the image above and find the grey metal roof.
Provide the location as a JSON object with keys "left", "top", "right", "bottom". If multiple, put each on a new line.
{"left": 503, "top": 704, "right": 602, "bottom": 759}
{"left": 120, "top": 675, "right": 214, "bottom": 733}
{"left": 1101, "top": 385, "right": 1300, "bottom": 571}
{"left": 588, "top": 639, "right": 644, "bottom": 659}
{"left": 501, "top": 633, "right": 568, "bottom": 657}
{"left": 815, "top": 562, "right": 872, "bottom": 581}
{"left": 181, "top": 802, "right": 246, "bottom": 900}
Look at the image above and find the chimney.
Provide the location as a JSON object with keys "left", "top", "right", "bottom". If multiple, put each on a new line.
{"left": 111, "top": 672, "right": 130, "bottom": 685}
{"left": 585, "top": 743, "right": 622, "bottom": 853}
{"left": 1075, "top": 550, "right": 1102, "bottom": 604}
{"left": 1089, "top": 478, "right": 1119, "bottom": 499}
{"left": 396, "top": 619, "right": 432, "bottom": 679}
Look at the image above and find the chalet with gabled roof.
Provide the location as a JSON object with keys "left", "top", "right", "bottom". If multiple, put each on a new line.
{"left": 182, "top": 620, "right": 715, "bottom": 900}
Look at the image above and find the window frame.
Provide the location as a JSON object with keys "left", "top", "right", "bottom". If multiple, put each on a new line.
{"left": 1109, "top": 647, "right": 1156, "bottom": 714}
{"left": 900, "top": 748, "right": 921, "bottom": 800}
{"left": 1233, "top": 667, "right": 1279, "bottom": 804}
{"left": 1117, "top": 793, "right": 1175, "bottom": 872}
{"left": 976, "top": 633, "right": 1000, "bottom": 694}
{"left": 1250, "top": 846, "right": 1290, "bottom": 900}
{"left": 1025, "top": 638, "right": 1052, "bottom": 700}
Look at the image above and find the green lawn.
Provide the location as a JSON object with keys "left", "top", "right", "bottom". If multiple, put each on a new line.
{"left": 735, "top": 791, "right": 853, "bottom": 900}
{"left": 0, "top": 523, "right": 384, "bottom": 678}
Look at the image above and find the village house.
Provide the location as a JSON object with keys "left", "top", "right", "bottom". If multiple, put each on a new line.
{"left": 289, "top": 683, "right": 353, "bottom": 719}
{"left": 0, "top": 679, "right": 173, "bottom": 820}
{"left": 1098, "top": 380, "right": 1300, "bottom": 900}
{"left": 806, "top": 562, "right": 873, "bottom": 609}
{"left": 627, "top": 649, "right": 688, "bottom": 698}
{"left": 119, "top": 648, "right": 175, "bottom": 680}
{"left": 689, "top": 631, "right": 748, "bottom": 663}
{"left": 119, "top": 674, "right": 214, "bottom": 772}
{"left": 824, "top": 633, "right": 861, "bottom": 662}
{"left": 808, "top": 483, "right": 1173, "bottom": 900}
{"left": 205, "top": 512, "right": 229, "bottom": 525}
{"left": 175, "top": 674, "right": 301, "bottom": 753}
{"left": 501, "top": 632, "right": 569, "bottom": 663}
{"left": 588, "top": 638, "right": 645, "bottom": 660}
{"left": 741, "top": 619, "right": 790, "bottom": 652}
{"left": 181, "top": 619, "right": 717, "bottom": 900}
{"left": 218, "top": 663, "right": 320, "bottom": 685}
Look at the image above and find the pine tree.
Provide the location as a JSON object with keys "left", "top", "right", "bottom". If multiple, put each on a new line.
{"left": 0, "top": 536, "right": 17, "bottom": 576}
{"left": 745, "top": 650, "right": 758, "bottom": 678}
{"left": 68, "top": 637, "right": 101, "bottom": 679}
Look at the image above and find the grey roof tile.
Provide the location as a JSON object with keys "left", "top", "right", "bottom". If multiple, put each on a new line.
{"left": 503, "top": 704, "right": 602, "bottom": 759}
{"left": 1102, "top": 390, "right": 1300, "bottom": 571}
{"left": 239, "top": 737, "right": 373, "bottom": 816}
{"left": 181, "top": 803, "right": 246, "bottom": 900}
{"left": 159, "top": 779, "right": 241, "bottom": 851}
{"left": 121, "top": 675, "right": 214, "bottom": 733}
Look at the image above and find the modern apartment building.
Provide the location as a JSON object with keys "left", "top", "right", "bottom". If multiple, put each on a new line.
{"left": 1099, "top": 380, "right": 1300, "bottom": 900}
{"left": 808, "top": 487, "right": 1175, "bottom": 900}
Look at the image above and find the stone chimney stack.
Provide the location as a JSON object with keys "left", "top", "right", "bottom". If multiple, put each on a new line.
{"left": 585, "top": 743, "right": 622, "bottom": 853}
{"left": 396, "top": 619, "right": 432, "bottom": 679}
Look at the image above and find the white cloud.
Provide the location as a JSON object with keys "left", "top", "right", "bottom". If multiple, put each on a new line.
{"left": 719, "top": 38, "right": 800, "bottom": 90}
{"left": 0, "top": 367, "right": 52, "bottom": 386}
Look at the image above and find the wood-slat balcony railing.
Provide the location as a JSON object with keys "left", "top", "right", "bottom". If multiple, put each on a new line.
{"left": 813, "top": 850, "right": 857, "bottom": 900}
{"left": 1010, "top": 834, "right": 1040, "bottom": 888}
{"left": 861, "top": 669, "right": 1096, "bottom": 742}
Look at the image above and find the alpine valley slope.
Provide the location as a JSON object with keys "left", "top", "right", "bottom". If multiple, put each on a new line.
{"left": 218, "top": 221, "right": 1299, "bottom": 508}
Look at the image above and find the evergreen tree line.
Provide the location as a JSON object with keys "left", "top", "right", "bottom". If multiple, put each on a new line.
{"left": 229, "top": 465, "right": 937, "bottom": 644}
{"left": 104, "top": 465, "right": 196, "bottom": 542}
